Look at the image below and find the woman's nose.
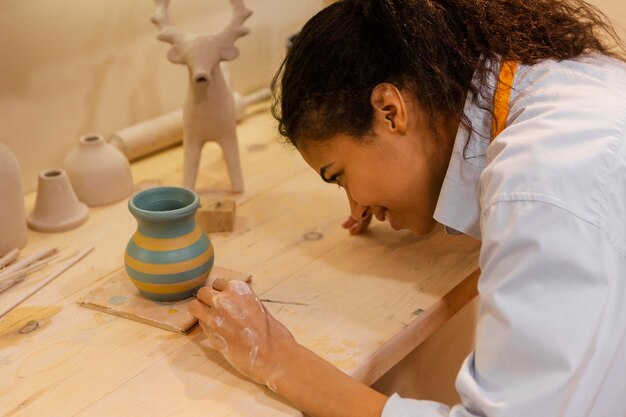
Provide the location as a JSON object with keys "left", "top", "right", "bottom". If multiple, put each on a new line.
{"left": 348, "top": 194, "right": 369, "bottom": 221}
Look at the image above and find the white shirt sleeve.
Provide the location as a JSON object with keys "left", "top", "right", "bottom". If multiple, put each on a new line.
{"left": 382, "top": 196, "right": 625, "bottom": 417}
{"left": 382, "top": 393, "right": 451, "bottom": 416}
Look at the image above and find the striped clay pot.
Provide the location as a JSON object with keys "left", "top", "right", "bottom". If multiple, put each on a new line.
{"left": 124, "top": 186, "right": 214, "bottom": 301}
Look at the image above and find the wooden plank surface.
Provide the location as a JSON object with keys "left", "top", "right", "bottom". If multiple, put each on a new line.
{"left": 0, "top": 108, "right": 480, "bottom": 417}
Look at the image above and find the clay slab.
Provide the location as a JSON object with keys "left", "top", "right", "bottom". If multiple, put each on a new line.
{"left": 78, "top": 265, "right": 252, "bottom": 333}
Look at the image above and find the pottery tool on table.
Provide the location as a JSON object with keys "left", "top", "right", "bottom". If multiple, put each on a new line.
{"left": 0, "top": 247, "right": 58, "bottom": 280}
{"left": 0, "top": 249, "right": 20, "bottom": 269}
{"left": 78, "top": 265, "right": 252, "bottom": 334}
{"left": 0, "top": 249, "right": 62, "bottom": 294}
{"left": 108, "top": 110, "right": 183, "bottom": 161}
{"left": 0, "top": 246, "right": 93, "bottom": 318}
{"left": 0, "top": 259, "right": 51, "bottom": 294}
{"left": 107, "top": 87, "right": 270, "bottom": 163}
{"left": 0, "top": 248, "right": 56, "bottom": 294}
{"left": 259, "top": 298, "right": 309, "bottom": 306}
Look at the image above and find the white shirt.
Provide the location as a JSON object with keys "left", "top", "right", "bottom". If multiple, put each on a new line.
{"left": 382, "top": 54, "right": 626, "bottom": 417}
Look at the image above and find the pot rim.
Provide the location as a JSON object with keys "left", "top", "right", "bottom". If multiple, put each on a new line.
{"left": 129, "top": 186, "right": 199, "bottom": 222}
{"left": 79, "top": 133, "right": 105, "bottom": 145}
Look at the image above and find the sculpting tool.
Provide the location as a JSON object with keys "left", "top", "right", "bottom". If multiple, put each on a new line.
{"left": 0, "top": 246, "right": 93, "bottom": 318}
{"left": 0, "top": 247, "right": 58, "bottom": 281}
{"left": 0, "top": 249, "right": 19, "bottom": 269}
{"left": 0, "top": 259, "right": 53, "bottom": 294}
{"left": 260, "top": 298, "right": 309, "bottom": 306}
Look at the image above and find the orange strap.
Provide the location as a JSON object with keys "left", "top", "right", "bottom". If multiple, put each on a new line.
{"left": 491, "top": 60, "right": 518, "bottom": 139}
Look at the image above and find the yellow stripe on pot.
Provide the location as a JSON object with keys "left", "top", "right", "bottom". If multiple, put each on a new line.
{"left": 129, "top": 273, "right": 209, "bottom": 294}
{"left": 124, "top": 246, "right": 214, "bottom": 275}
{"left": 132, "top": 227, "right": 203, "bottom": 252}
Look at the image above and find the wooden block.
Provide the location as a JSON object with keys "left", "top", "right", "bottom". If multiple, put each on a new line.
{"left": 77, "top": 265, "right": 252, "bottom": 333}
{"left": 196, "top": 198, "right": 236, "bottom": 233}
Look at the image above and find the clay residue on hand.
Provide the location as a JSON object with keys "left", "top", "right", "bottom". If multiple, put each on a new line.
{"left": 213, "top": 294, "right": 247, "bottom": 320}
{"left": 209, "top": 332, "right": 228, "bottom": 351}
{"left": 248, "top": 345, "right": 259, "bottom": 373}
{"left": 232, "top": 280, "right": 253, "bottom": 295}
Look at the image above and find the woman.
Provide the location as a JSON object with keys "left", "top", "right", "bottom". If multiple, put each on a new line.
{"left": 188, "top": 1, "right": 626, "bottom": 415}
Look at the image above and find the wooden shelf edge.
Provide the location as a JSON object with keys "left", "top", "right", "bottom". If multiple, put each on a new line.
{"left": 350, "top": 268, "right": 480, "bottom": 386}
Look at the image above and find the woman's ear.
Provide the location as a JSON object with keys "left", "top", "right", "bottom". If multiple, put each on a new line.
{"left": 370, "top": 83, "right": 408, "bottom": 135}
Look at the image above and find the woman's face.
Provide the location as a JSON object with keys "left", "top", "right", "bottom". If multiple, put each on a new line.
{"left": 298, "top": 88, "right": 458, "bottom": 235}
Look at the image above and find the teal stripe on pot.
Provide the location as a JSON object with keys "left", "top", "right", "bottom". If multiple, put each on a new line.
{"left": 126, "top": 233, "right": 210, "bottom": 264}
{"left": 125, "top": 258, "right": 214, "bottom": 284}
{"left": 137, "top": 220, "right": 196, "bottom": 239}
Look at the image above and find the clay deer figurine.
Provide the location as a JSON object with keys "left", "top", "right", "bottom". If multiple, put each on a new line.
{"left": 151, "top": 0, "right": 252, "bottom": 192}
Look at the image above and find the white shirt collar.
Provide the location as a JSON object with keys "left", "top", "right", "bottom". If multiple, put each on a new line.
{"left": 433, "top": 59, "right": 500, "bottom": 240}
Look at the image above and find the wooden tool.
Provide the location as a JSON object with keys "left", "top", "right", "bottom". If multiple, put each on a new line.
{"left": 0, "top": 247, "right": 93, "bottom": 318}
{"left": 260, "top": 298, "right": 309, "bottom": 306}
{"left": 0, "top": 247, "right": 57, "bottom": 281}
{"left": 0, "top": 260, "right": 49, "bottom": 294}
{"left": 0, "top": 249, "right": 19, "bottom": 269}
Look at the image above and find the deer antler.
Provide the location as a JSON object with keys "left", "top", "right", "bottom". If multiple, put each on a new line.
{"left": 151, "top": 0, "right": 184, "bottom": 45}
{"left": 216, "top": 0, "right": 253, "bottom": 60}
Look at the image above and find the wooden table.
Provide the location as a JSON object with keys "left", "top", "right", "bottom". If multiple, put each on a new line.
{"left": 0, "top": 108, "right": 480, "bottom": 416}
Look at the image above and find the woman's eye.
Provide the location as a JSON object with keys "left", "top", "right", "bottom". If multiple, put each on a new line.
{"left": 330, "top": 174, "right": 343, "bottom": 188}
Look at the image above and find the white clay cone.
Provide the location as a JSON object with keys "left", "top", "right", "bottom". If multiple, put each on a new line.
{"left": 28, "top": 169, "right": 89, "bottom": 232}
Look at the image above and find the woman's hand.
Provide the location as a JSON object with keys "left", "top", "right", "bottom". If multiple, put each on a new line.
{"left": 342, "top": 212, "right": 372, "bottom": 235}
{"left": 188, "top": 279, "right": 297, "bottom": 389}
{"left": 189, "top": 278, "right": 388, "bottom": 417}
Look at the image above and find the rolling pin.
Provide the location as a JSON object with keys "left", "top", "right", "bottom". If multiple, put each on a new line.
{"left": 108, "top": 89, "right": 271, "bottom": 162}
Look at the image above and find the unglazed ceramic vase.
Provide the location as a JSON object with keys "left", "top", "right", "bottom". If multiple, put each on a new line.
{"left": 124, "top": 186, "right": 215, "bottom": 301}
{"left": 63, "top": 133, "right": 134, "bottom": 206}
{"left": 28, "top": 169, "right": 89, "bottom": 232}
{"left": 0, "top": 143, "right": 27, "bottom": 256}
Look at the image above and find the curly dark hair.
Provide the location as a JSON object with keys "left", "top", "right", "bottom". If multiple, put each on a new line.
{"left": 271, "top": 0, "right": 624, "bottom": 147}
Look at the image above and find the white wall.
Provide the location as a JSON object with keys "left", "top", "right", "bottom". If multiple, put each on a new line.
{"left": 1, "top": 0, "right": 625, "bottom": 192}
{"left": 593, "top": 0, "right": 626, "bottom": 41}
{"left": 0, "top": 0, "right": 324, "bottom": 192}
